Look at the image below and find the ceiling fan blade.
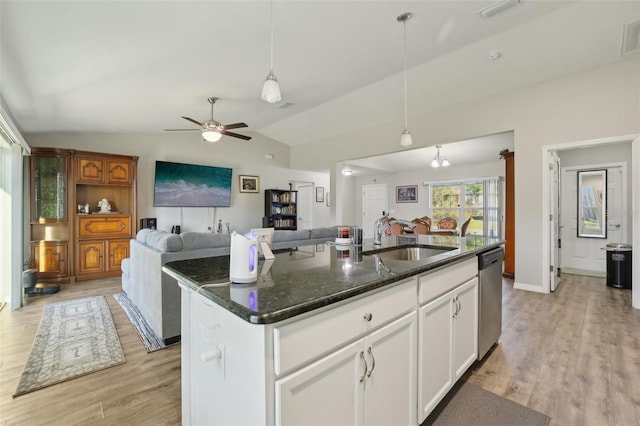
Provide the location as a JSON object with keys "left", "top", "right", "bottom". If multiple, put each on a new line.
{"left": 164, "top": 128, "right": 200, "bottom": 132}
{"left": 223, "top": 122, "right": 248, "bottom": 130}
{"left": 221, "top": 130, "right": 252, "bottom": 141}
{"left": 181, "top": 116, "right": 204, "bottom": 127}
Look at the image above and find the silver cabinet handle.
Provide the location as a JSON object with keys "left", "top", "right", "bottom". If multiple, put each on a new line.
{"left": 359, "top": 351, "right": 368, "bottom": 383}
{"left": 363, "top": 313, "right": 373, "bottom": 322}
{"left": 367, "top": 346, "right": 376, "bottom": 377}
{"left": 452, "top": 298, "right": 457, "bottom": 318}
{"left": 456, "top": 297, "right": 462, "bottom": 316}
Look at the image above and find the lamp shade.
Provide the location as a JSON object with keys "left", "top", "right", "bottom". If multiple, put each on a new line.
{"left": 400, "top": 130, "right": 413, "bottom": 147}
{"left": 261, "top": 71, "right": 281, "bottom": 103}
{"left": 202, "top": 131, "right": 222, "bottom": 142}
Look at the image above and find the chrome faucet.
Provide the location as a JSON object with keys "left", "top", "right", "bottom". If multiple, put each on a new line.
{"left": 373, "top": 214, "right": 416, "bottom": 246}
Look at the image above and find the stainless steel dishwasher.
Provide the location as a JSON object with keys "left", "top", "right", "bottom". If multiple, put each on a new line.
{"left": 477, "top": 247, "right": 504, "bottom": 360}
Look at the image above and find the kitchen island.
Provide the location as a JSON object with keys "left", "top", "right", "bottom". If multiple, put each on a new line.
{"left": 164, "top": 234, "right": 503, "bottom": 425}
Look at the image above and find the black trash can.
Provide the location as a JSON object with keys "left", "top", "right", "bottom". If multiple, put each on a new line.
{"left": 605, "top": 243, "right": 632, "bottom": 289}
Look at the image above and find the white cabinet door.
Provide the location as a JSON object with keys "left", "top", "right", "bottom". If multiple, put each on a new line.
{"left": 418, "top": 291, "right": 454, "bottom": 422}
{"left": 452, "top": 278, "right": 478, "bottom": 380}
{"left": 275, "top": 339, "right": 363, "bottom": 426}
{"left": 363, "top": 311, "right": 417, "bottom": 426}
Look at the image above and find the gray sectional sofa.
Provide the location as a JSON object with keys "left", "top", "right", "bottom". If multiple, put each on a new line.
{"left": 121, "top": 226, "right": 338, "bottom": 344}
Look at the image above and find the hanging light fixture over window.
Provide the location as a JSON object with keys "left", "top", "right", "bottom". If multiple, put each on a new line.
{"left": 398, "top": 12, "right": 413, "bottom": 147}
{"left": 431, "top": 145, "right": 450, "bottom": 168}
{"left": 262, "top": 0, "right": 282, "bottom": 103}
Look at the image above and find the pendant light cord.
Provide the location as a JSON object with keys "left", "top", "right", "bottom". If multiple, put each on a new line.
{"left": 403, "top": 18, "right": 408, "bottom": 130}
{"left": 269, "top": 0, "right": 274, "bottom": 72}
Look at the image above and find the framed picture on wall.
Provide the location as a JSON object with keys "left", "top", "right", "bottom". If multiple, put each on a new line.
{"left": 316, "top": 186, "right": 324, "bottom": 202}
{"left": 396, "top": 185, "right": 418, "bottom": 203}
{"left": 239, "top": 175, "right": 259, "bottom": 193}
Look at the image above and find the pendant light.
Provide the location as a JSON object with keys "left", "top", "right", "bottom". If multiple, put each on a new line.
{"left": 398, "top": 12, "right": 413, "bottom": 147}
{"left": 431, "top": 145, "right": 451, "bottom": 168}
{"left": 261, "top": 0, "right": 282, "bottom": 103}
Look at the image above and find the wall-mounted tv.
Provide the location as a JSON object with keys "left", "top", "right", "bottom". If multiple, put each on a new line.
{"left": 154, "top": 161, "right": 232, "bottom": 207}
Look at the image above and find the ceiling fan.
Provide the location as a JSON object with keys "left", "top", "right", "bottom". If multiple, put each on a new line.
{"left": 165, "top": 97, "right": 251, "bottom": 141}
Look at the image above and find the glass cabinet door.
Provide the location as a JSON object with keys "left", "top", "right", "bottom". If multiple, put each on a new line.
{"left": 32, "top": 155, "right": 68, "bottom": 221}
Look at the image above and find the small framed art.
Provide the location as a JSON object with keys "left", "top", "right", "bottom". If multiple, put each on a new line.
{"left": 396, "top": 185, "right": 418, "bottom": 203}
{"left": 316, "top": 186, "right": 325, "bottom": 202}
{"left": 239, "top": 175, "right": 259, "bottom": 193}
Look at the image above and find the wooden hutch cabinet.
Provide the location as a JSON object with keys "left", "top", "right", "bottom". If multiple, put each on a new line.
{"left": 74, "top": 151, "right": 137, "bottom": 281}
{"left": 28, "top": 148, "right": 138, "bottom": 283}
{"left": 29, "top": 149, "right": 71, "bottom": 283}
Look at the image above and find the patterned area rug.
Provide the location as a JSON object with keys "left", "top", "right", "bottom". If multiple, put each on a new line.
{"left": 113, "top": 293, "right": 166, "bottom": 352}
{"left": 14, "top": 296, "right": 125, "bottom": 397}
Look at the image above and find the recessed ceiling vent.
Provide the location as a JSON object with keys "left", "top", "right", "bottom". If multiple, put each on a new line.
{"left": 622, "top": 19, "right": 640, "bottom": 56}
{"left": 479, "top": 0, "right": 520, "bottom": 19}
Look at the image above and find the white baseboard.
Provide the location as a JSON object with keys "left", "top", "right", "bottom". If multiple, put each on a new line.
{"left": 561, "top": 268, "right": 606, "bottom": 278}
{"left": 514, "top": 281, "right": 549, "bottom": 294}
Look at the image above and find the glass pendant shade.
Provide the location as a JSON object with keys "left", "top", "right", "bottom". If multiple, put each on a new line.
{"left": 400, "top": 130, "right": 413, "bottom": 147}
{"left": 431, "top": 145, "right": 451, "bottom": 167}
{"left": 261, "top": 70, "right": 282, "bottom": 103}
{"left": 202, "top": 131, "right": 222, "bottom": 142}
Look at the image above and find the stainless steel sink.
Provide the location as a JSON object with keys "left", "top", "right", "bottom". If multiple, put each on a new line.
{"left": 364, "top": 245, "right": 454, "bottom": 261}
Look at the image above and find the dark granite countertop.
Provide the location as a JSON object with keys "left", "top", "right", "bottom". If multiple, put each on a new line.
{"left": 162, "top": 234, "right": 503, "bottom": 325}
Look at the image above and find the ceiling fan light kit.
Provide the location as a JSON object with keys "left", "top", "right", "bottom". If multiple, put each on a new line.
{"left": 398, "top": 12, "right": 413, "bottom": 148}
{"left": 262, "top": 0, "right": 282, "bottom": 103}
{"left": 165, "top": 96, "right": 251, "bottom": 141}
{"left": 202, "top": 130, "right": 222, "bottom": 142}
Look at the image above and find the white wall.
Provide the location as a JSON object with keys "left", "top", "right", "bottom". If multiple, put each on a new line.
{"left": 291, "top": 59, "right": 640, "bottom": 291}
{"left": 348, "top": 160, "right": 504, "bottom": 229}
{"left": 25, "top": 132, "right": 331, "bottom": 234}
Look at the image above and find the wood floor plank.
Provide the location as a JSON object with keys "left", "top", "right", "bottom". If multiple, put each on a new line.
{"left": 2, "top": 273, "right": 639, "bottom": 425}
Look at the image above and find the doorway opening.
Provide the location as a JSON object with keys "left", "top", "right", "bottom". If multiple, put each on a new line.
{"left": 542, "top": 134, "right": 640, "bottom": 310}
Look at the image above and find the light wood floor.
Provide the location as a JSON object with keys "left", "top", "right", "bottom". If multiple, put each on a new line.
{"left": 1, "top": 274, "right": 639, "bottom": 425}
{"left": 466, "top": 274, "right": 640, "bottom": 426}
{"left": 0, "top": 278, "right": 181, "bottom": 426}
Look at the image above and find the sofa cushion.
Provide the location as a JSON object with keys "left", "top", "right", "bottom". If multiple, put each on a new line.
{"left": 273, "top": 229, "right": 311, "bottom": 242}
{"left": 136, "top": 228, "right": 155, "bottom": 243}
{"left": 181, "top": 232, "right": 231, "bottom": 250}
{"left": 145, "top": 230, "right": 183, "bottom": 252}
{"left": 310, "top": 226, "right": 338, "bottom": 239}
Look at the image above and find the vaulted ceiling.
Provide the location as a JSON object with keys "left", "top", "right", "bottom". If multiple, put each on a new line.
{"left": 1, "top": 0, "right": 638, "bottom": 154}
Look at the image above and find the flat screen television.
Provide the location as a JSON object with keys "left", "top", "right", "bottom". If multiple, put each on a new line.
{"left": 154, "top": 161, "right": 233, "bottom": 207}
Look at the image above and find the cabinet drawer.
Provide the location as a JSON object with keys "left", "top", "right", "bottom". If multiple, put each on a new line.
{"left": 273, "top": 278, "right": 417, "bottom": 376}
{"left": 418, "top": 257, "right": 477, "bottom": 305}
{"left": 78, "top": 215, "right": 131, "bottom": 237}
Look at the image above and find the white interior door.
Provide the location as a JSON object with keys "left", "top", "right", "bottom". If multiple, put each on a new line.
{"left": 294, "top": 183, "right": 313, "bottom": 230}
{"left": 362, "top": 184, "right": 388, "bottom": 238}
{"left": 561, "top": 164, "right": 625, "bottom": 275}
{"left": 550, "top": 152, "right": 562, "bottom": 291}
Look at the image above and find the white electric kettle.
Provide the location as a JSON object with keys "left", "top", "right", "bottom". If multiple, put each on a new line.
{"left": 229, "top": 231, "right": 258, "bottom": 284}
